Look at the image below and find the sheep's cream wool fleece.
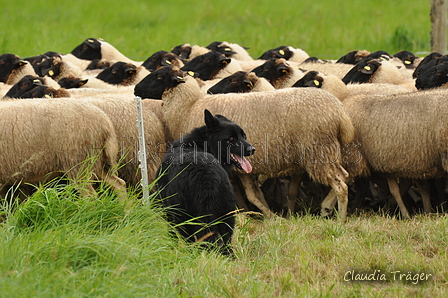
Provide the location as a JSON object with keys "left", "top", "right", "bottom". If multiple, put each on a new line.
{"left": 343, "top": 89, "right": 448, "bottom": 179}
{"left": 161, "top": 75, "right": 354, "bottom": 186}
{"left": 0, "top": 98, "right": 123, "bottom": 188}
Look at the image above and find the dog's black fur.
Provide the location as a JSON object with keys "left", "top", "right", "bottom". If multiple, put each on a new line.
{"left": 156, "top": 110, "right": 255, "bottom": 254}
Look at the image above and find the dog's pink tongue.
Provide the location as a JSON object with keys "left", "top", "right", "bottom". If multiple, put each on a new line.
{"left": 235, "top": 155, "right": 252, "bottom": 173}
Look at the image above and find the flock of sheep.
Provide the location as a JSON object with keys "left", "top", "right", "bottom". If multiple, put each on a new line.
{"left": 1, "top": 37, "right": 447, "bottom": 221}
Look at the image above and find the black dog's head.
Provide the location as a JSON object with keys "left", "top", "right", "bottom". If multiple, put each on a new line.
{"left": 203, "top": 109, "right": 255, "bottom": 174}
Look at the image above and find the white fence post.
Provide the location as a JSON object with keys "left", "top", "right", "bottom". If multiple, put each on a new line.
{"left": 135, "top": 96, "right": 150, "bottom": 204}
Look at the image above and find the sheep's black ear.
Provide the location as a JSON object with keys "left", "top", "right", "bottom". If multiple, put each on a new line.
{"left": 204, "top": 109, "right": 220, "bottom": 128}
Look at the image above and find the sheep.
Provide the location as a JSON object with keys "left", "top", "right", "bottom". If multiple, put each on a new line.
{"left": 2, "top": 75, "right": 45, "bottom": 99}
{"left": 258, "top": 46, "right": 310, "bottom": 64}
{"left": 412, "top": 52, "right": 444, "bottom": 79}
{"left": 291, "top": 70, "right": 413, "bottom": 101}
{"left": 171, "top": 43, "right": 210, "bottom": 60}
{"left": 252, "top": 58, "right": 304, "bottom": 89}
{"left": 393, "top": 50, "right": 420, "bottom": 69}
{"left": 0, "top": 98, "right": 127, "bottom": 201}
{"left": 76, "top": 97, "right": 166, "bottom": 188}
{"left": 292, "top": 70, "right": 349, "bottom": 100}
{"left": 0, "top": 54, "right": 37, "bottom": 85}
{"left": 96, "top": 61, "right": 150, "bottom": 86}
{"left": 415, "top": 60, "right": 448, "bottom": 90}
{"left": 141, "top": 50, "right": 185, "bottom": 71}
{"left": 2, "top": 75, "right": 68, "bottom": 99}
{"left": 64, "top": 37, "right": 142, "bottom": 68}
{"left": 177, "top": 40, "right": 254, "bottom": 62}
{"left": 57, "top": 77, "right": 89, "bottom": 89}
{"left": 180, "top": 50, "right": 243, "bottom": 81}
{"left": 340, "top": 89, "right": 448, "bottom": 218}
{"left": 336, "top": 50, "right": 371, "bottom": 64}
{"left": 205, "top": 41, "right": 254, "bottom": 61}
{"left": 23, "top": 51, "right": 61, "bottom": 67}
{"left": 34, "top": 56, "right": 83, "bottom": 81}
{"left": 299, "top": 60, "right": 355, "bottom": 80}
{"left": 138, "top": 66, "right": 355, "bottom": 220}
{"left": 206, "top": 71, "right": 275, "bottom": 94}
{"left": 342, "top": 58, "right": 416, "bottom": 91}
{"left": 19, "top": 85, "right": 71, "bottom": 99}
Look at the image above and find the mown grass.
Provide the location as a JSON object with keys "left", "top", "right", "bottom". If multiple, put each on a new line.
{"left": 0, "top": 0, "right": 431, "bottom": 61}
{"left": 1, "top": 1, "right": 446, "bottom": 297}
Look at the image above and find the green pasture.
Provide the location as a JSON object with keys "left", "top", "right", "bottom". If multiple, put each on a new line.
{"left": 1, "top": 0, "right": 431, "bottom": 60}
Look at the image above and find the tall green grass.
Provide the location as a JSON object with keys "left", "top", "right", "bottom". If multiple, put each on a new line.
{"left": 1, "top": 180, "right": 447, "bottom": 297}
{"left": 0, "top": 0, "right": 431, "bottom": 60}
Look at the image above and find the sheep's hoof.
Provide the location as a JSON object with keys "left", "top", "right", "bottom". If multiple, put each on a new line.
{"left": 321, "top": 208, "right": 334, "bottom": 218}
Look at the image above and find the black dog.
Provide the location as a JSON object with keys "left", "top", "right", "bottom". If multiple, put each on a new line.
{"left": 156, "top": 109, "right": 255, "bottom": 254}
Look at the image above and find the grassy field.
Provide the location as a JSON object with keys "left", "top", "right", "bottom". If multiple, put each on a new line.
{"left": 1, "top": 0, "right": 431, "bottom": 61}
{"left": 1, "top": 180, "right": 447, "bottom": 297}
{"left": 1, "top": 1, "right": 447, "bottom": 297}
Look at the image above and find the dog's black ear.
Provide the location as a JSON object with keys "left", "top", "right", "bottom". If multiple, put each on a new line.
{"left": 204, "top": 109, "right": 220, "bottom": 128}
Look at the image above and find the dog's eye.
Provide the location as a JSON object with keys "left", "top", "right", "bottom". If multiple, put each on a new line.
{"left": 229, "top": 137, "right": 235, "bottom": 141}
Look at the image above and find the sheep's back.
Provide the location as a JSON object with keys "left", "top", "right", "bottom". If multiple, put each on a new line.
{"left": 343, "top": 91, "right": 448, "bottom": 178}
{"left": 0, "top": 99, "right": 118, "bottom": 184}
{"left": 78, "top": 97, "right": 166, "bottom": 186}
{"left": 164, "top": 84, "right": 352, "bottom": 181}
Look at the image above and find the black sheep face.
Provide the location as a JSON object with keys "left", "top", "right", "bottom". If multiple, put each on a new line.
{"left": 58, "top": 77, "right": 88, "bottom": 89}
{"left": 337, "top": 51, "right": 360, "bottom": 64}
{"left": 412, "top": 52, "right": 445, "bottom": 79}
{"left": 171, "top": 44, "right": 192, "bottom": 60}
{"left": 363, "top": 50, "right": 392, "bottom": 62}
{"left": 415, "top": 61, "right": 448, "bottom": 90}
{"left": 70, "top": 38, "right": 102, "bottom": 60}
{"left": 207, "top": 71, "right": 254, "bottom": 94}
{"left": 180, "top": 50, "right": 231, "bottom": 81}
{"left": 24, "top": 52, "right": 61, "bottom": 67}
{"left": 36, "top": 58, "right": 62, "bottom": 78}
{"left": 134, "top": 66, "right": 185, "bottom": 99}
{"left": 24, "top": 54, "right": 49, "bottom": 66}
{"left": 86, "top": 59, "right": 111, "bottom": 70}
{"left": 141, "top": 51, "right": 183, "bottom": 71}
{"left": 0, "top": 53, "right": 27, "bottom": 83}
{"left": 20, "top": 85, "right": 51, "bottom": 98}
{"left": 342, "top": 59, "right": 381, "bottom": 84}
{"left": 3, "top": 75, "right": 43, "bottom": 98}
{"left": 252, "top": 58, "right": 290, "bottom": 84}
{"left": 141, "top": 50, "right": 169, "bottom": 71}
{"left": 393, "top": 50, "right": 417, "bottom": 69}
{"left": 292, "top": 71, "right": 323, "bottom": 88}
{"left": 258, "top": 46, "right": 292, "bottom": 60}
{"left": 205, "top": 41, "right": 237, "bottom": 57}
{"left": 96, "top": 62, "right": 137, "bottom": 85}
